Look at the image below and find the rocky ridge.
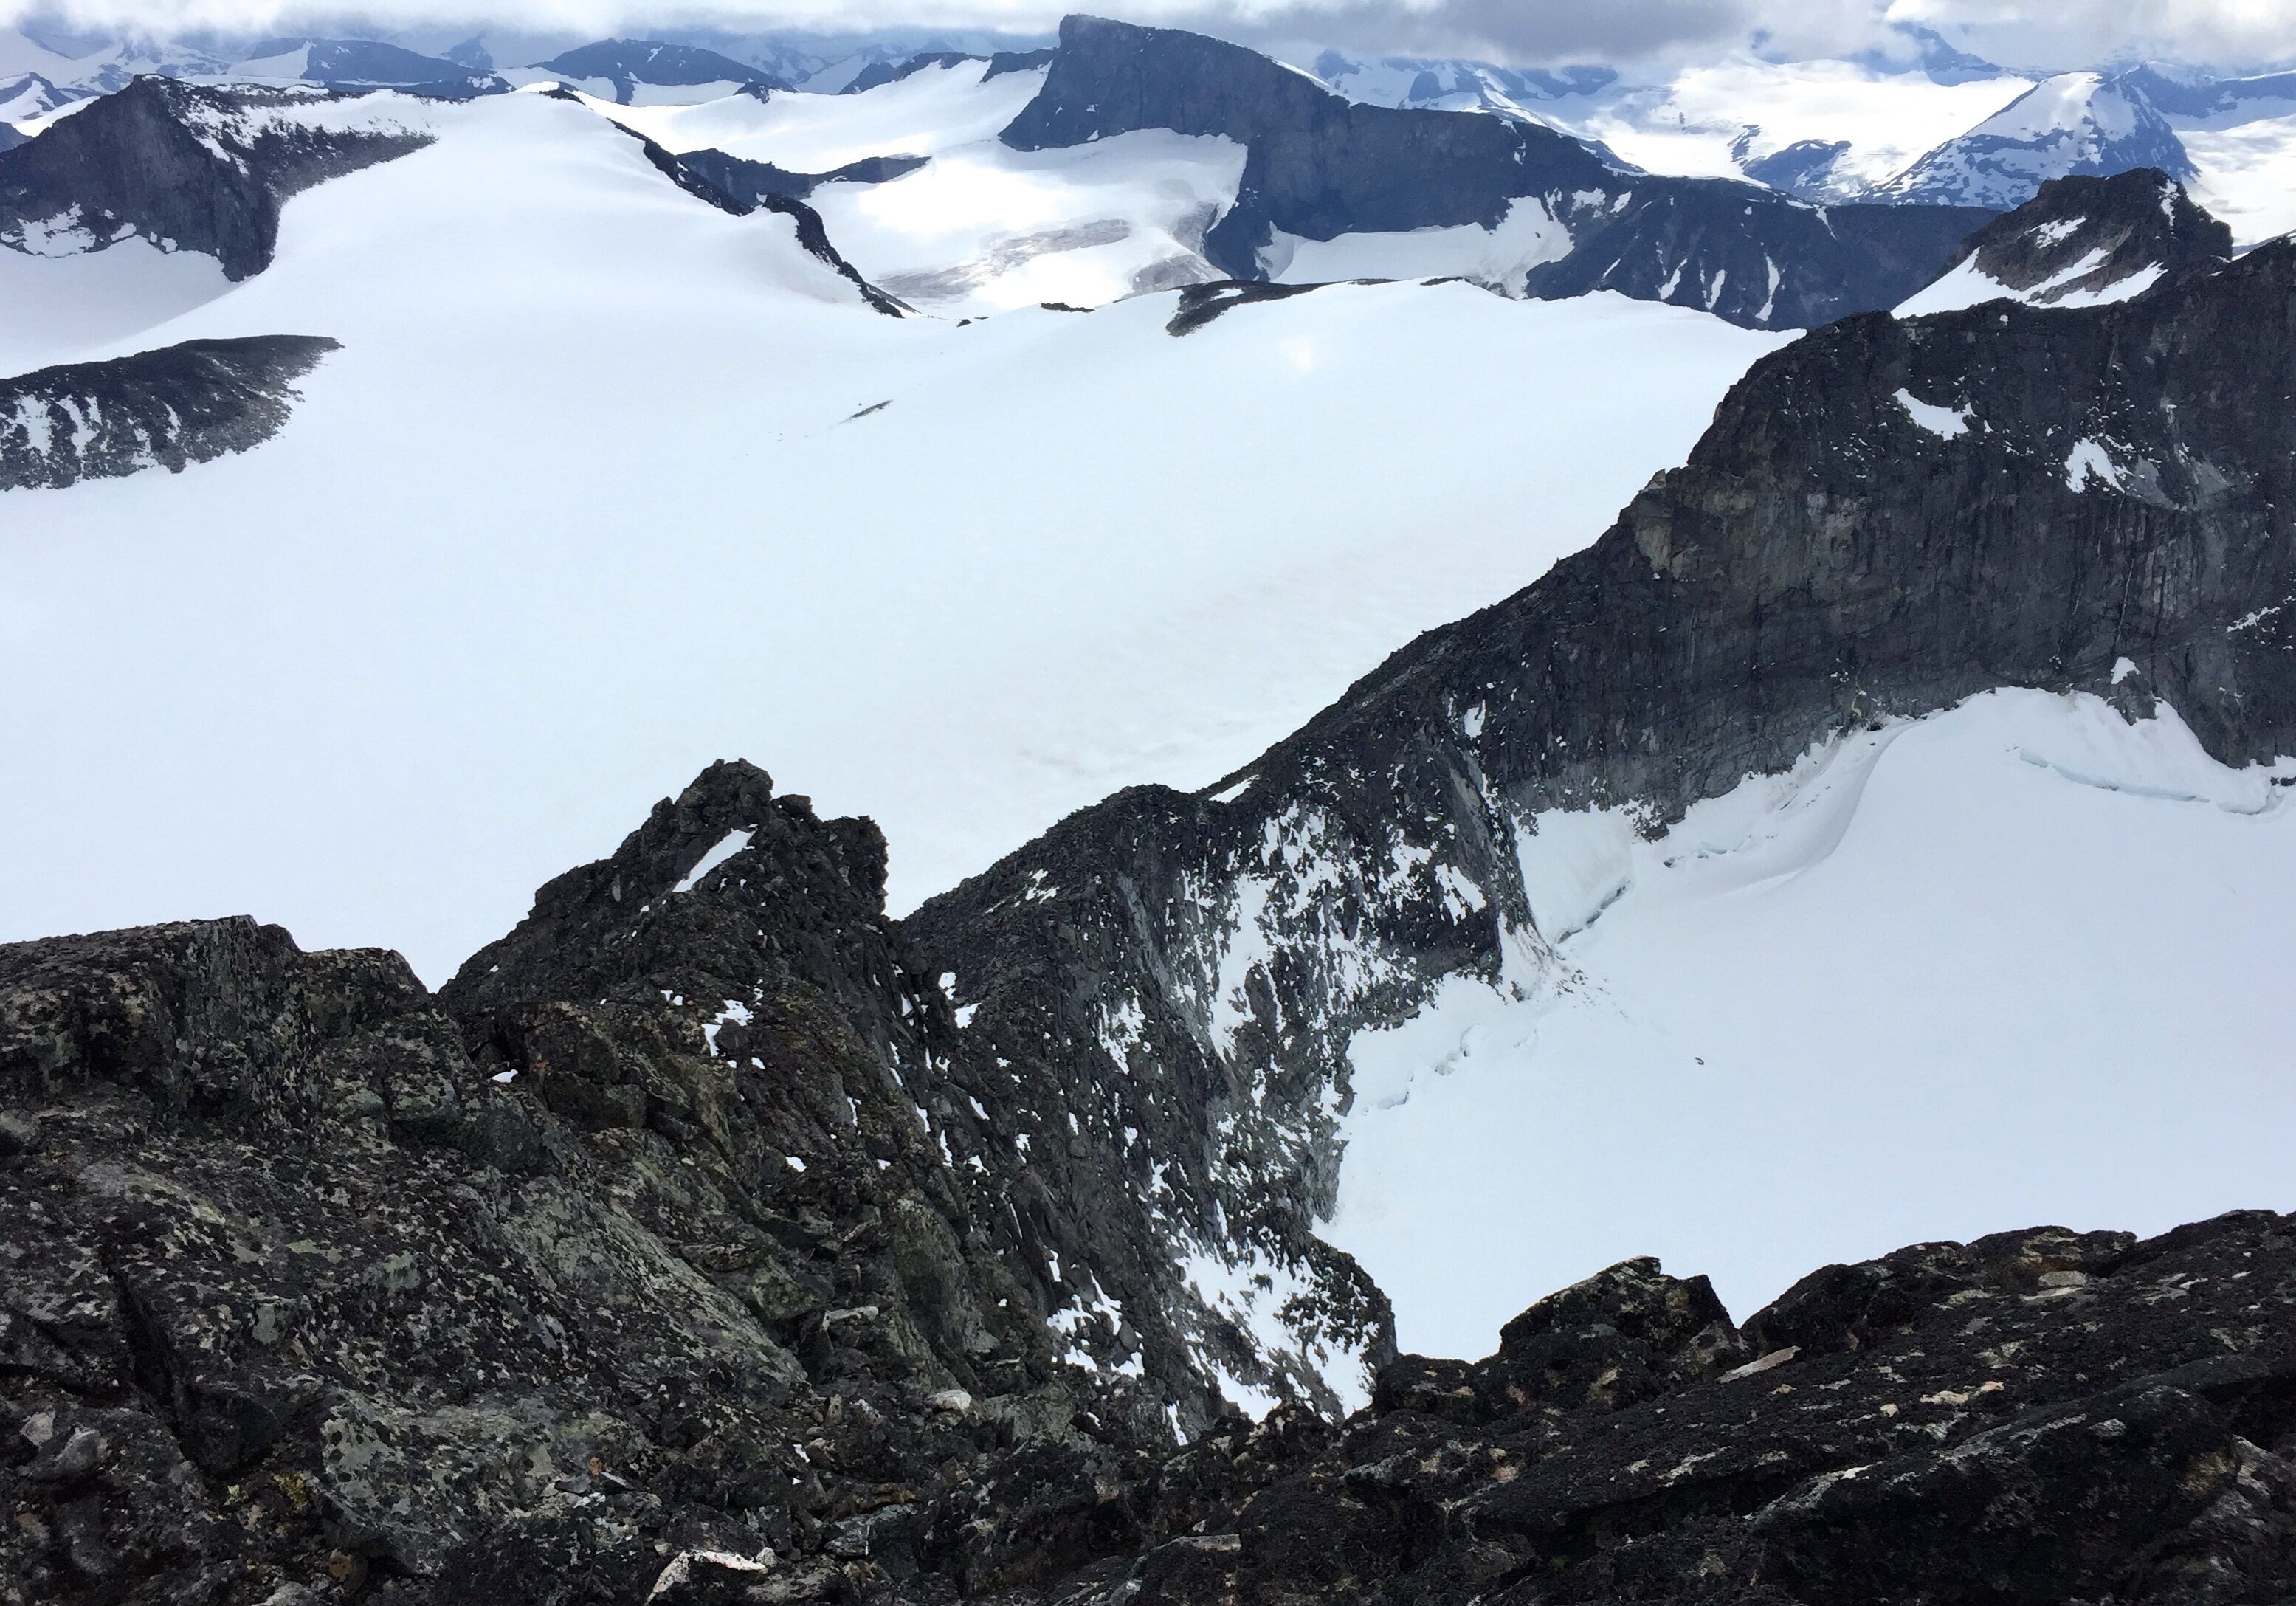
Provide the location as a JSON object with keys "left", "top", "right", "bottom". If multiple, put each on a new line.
{"left": 903, "top": 179, "right": 2296, "bottom": 1419}
{"left": 840, "top": 50, "right": 1052, "bottom": 95}
{"left": 675, "top": 149, "right": 930, "bottom": 206}
{"left": 0, "top": 766, "right": 1169, "bottom": 1605}
{"left": 0, "top": 77, "right": 432, "bottom": 280}
{"left": 0, "top": 336, "right": 339, "bottom": 492}
{"left": 999, "top": 15, "right": 1993, "bottom": 330}
{"left": 529, "top": 41, "right": 787, "bottom": 103}
{"left": 4, "top": 878, "right": 2291, "bottom": 1605}
{"left": 1908, "top": 165, "right": 2232, "bottom": 309}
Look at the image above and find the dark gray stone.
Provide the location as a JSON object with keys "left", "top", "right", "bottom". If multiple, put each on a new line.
{"left": 999, "top": 15, "right": 1996, "bottom": 330}
{"left": 0, "top": 335, "right": 338, "bottom": 492}
{"left": 0, "top": 77, "right": 430, "bottom": 280}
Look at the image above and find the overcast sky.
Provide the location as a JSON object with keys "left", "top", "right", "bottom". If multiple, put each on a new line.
{"left": 9, "top": 0, "right": 2293, "bottom": 72}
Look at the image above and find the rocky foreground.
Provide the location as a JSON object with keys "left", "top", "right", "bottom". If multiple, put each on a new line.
{"left": 1, "top": 765, "right": 2291, "bottom": 1605}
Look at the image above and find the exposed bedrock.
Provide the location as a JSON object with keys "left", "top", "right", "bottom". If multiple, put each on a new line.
{"left": 0, "top": 77, "right": 430, "bottom": 280}
{"left": 0, "top": 335, "right": 339, "bottom": 491}
{"left": 999, "top": 14, "right": 1995, "bottom": 329}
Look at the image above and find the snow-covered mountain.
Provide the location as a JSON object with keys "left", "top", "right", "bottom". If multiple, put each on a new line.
{"left": 1, "top": 3, "right": 2292, "bottom": 1427}
{"left": 1896, "top": 165, "right": 2230, "bottom": 316}
{"left": 1871, "top": 70, "right": 2194, "bottom": 207}
{"left": 0, "top": 69, "right": 1787, "bottom": 984}
{"left": 993, "top": 17, "right": 1990, "bottom": 331}
{"left": 1299, "top": 49, "right": 1614, "bottom": 117}
{"left": 907, "top": 179, "right": 2296, "bottom": 1383}
{"left": 514, "top": 38, "right": 785, "bottom": 104}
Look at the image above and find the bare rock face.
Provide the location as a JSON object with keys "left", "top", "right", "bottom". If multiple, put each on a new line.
{"left": 999, "top": 15, "right": 1993, "bottom": 330}
{"left": 0, "top": 77, "right": 430, "bottom": 280}
{"left": 1075, "top": 1214, "right": 2296, "bottom": 1606}
{"left": 2, "top": 785, "right": 2292, "bottom": 1603}
{"left": 905, "top": 193, "right": 2296, "bottom": 1430}
{"left": 0, "top": 336, "right": 338, "bottom": 492}
{"left": 0, "top": 770, "right": 1164, "bottom": 1605}
{"left": 1936, "top": 165, "right": 2232, "bottom": 306}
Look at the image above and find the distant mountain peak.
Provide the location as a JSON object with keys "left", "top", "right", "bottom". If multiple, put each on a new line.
{"left": 1871, "top": 69, "right": 2193, "bottom": 207}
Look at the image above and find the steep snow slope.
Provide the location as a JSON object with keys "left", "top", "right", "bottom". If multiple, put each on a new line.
{"left": 1324, "top": 688, "right": 2296, "bottom": 1354}
{"left": 1872, "top": 72, "right": 2193, "bottom": 207}
{"left": 0, "top": 86, "right": 1785, "bottom": 984}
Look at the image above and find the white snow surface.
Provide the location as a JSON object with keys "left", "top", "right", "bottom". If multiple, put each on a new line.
{"left": 0, "top": 86, "right": 1785, "bottom": 985}
{"left": 592, "top": 63, "right": 1241, "bottom": 314}
{"left": 0, "top": 238, "right": 232, "bottom": 375}
{"left": 1258, "top": 197, "right": 1571, "bottom": 292}
{"left": 1537, "top": 58, "right": 2032, "bottom": 196}
{"left": 1893, "top": 387, "right": 1971, "bottom": 437}
{"left": 601, "top": 60, "right": 1041, "bottom": 170}
{"left": 2172, "top": 93, "right": 2296, "bottom": 248}
{"left": 1322, "top": 689, "right": 2296, "bottom": 1360}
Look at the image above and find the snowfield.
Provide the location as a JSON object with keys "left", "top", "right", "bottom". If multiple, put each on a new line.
{"left": 2178, "top": 95, "right": 2296, "bottom": 248}
{"left": 1323, "top": 688, "right": 2296, "bottom": 1357}
{"left": 588, "top": 58, "right": 1249, "bottom": 313}
{"left": 0, "top": 85, "right": 1785, "bottom": 985}
{"left": 1542, "top": 58, "right": 2033, "bottom": 196}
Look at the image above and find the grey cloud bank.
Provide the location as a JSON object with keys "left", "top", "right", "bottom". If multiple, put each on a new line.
{"left": 6, "top": 0, "right": 2292, "bottom": 75}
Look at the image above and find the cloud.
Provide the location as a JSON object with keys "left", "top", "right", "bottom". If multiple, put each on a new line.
{"left": 6, "top": 0, "right": 2292, "bottom": 72}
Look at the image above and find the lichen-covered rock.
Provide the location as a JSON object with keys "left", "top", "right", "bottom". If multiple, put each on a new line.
{"left": 0, "top": 771, "right": 1161, "bottom": 1605}
{"left": 1038, "top": 1214, "right": 2296, "bottom": 1606}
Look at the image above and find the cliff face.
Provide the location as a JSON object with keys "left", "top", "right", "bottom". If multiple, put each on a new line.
{"left": 0, "top": 765, "right": 1170, "bottom": 1605}
{"left": 908, "top": 196, "right": 2296, "bottom": 1418}
{"left": 1925, "top": 165, "right": 2233, "bottom": 307}
{"left": 0, "top": 78, "right": 430, "bottom": 280}
{"left": 6, "top": 895, "right": 2291, "bottom": 1605}
{"left": 999, "top": 15, "right": 1995, "bottom": 330}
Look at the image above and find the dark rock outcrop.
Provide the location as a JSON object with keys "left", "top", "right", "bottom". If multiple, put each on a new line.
{"left": 1920, "top": 165, "right": 2232, "bottom": 306}
{"left": 532, "top": 40, "right": 785, "bottom": 103}
{"left": 563, "top": 108, "right": 908, "bottom": 317}
{"left": 906, "top": 190, "right": 2296, "bottom": 1416}
{"left": 4, "top": 879, "right": 2289, "bottom": 1606}
{"left": 0, "top": 335, "right": 338, "bottom": 492}
{"left": 0, "top": 763, "right": 1162, "bottom": 1604}
{"left": 677, "top": 148, "right": 929, "bottom": 205}
{"left": 0, "top": 77, "right": 430, "bottom": 280}
{"left": 999, "top": 15, "right": 1995, "bottom": 330}
{"left": 1052, "top": 1215, "right": 2296, "bottom": 1606}
{"left": 842, "top": 49, "right": 1054, "bottom": 95}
